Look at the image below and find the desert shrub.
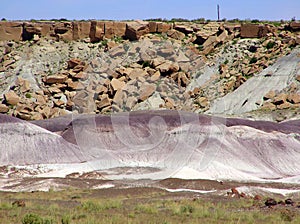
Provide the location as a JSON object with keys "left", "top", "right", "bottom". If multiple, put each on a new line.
{"left": 249, "top": 57, "right": 258, "bottom": 64}
{"left": 22, "top": 213, "right": 43, "bottom": 224}
{"left": 251, "top": 19, "right": 260, "bottom": 23}
{"left": 280, "top": 209, "right": 295, "bottom": 222}
{"left": 25, "top": 93, "right": 32, "bottom": 98}
{"left": 61, "top": 215, "right": 70, "bottom": 224}
{"left": 142, "top": 60, "right": 151, "bottom": 68}
{"left": 180, "top": 205, "right": 194, "bottom": 214}
{"left": 197, "top": 45, "right": 203, "bottom": 51}
{"left": 266, "top": 41, "right": 275, "bottom": 49}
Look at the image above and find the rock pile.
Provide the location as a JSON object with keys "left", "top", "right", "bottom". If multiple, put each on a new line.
{"left": 1, "top": 20, "right": 300, "bottom": 121}
{"left": 261, "top": 82, "right": 300, "bottom": 111}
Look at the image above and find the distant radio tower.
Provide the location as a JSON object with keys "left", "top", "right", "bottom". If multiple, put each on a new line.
{"left": 217, "top": 4, "right": 220, "bottom": 21}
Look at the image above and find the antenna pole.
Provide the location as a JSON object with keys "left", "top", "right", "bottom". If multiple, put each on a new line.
{"left": 217, "top": 4, "right": 220, "bottom": 21}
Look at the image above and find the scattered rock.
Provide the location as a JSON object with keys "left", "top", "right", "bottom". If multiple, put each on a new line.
{"left": 44, "top": 74, "right": 68, "bottom": 84}
{"left": 0, "top": 104, "right": 9, "bottom": 113}
{"left": 285, "top": 198, "right": 294, "bottom": 206}
{"left": 138, "top": 83, "right": 156, "bottom": 101}
{"left": 4, "top": 91, "right": 20, "bottom": 105}
{"left": 125, "top": 21, "right": 149, "bottom": 41}
{"left": 265, "top": 198, "right": 277, "bottom": 207}
{"left": 12, "top": 200, "right": 25, "bottom": 207}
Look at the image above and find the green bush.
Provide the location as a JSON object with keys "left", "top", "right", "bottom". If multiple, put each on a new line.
{"left": 61, "top": 215, "right": 70, "bottom": 224}
{"left": 25, "top": 93, "right": 32, "bottom": 98}
{"left": 22, "top": 213, "right": 43, "bottom": 224}
{"left": 180, "top": 205, "right": 194, "bottom": 214}
{"left": 266, "top": 41, "right": 275, "bottom": 49}
{"left": 249, "top": 57, "right": 258, "bottom": 64}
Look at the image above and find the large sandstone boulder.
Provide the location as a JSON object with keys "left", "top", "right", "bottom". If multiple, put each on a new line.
{"left": 54, "top": 22, "right": 73, "bottom": 41}
{"left": 4, "top": 91, "right": 20, "bottom": 105}
{"left": 156, "top": 22, "right": 172, "bottom": 33}
{"left": 138, "top": 83, "right": 156, "bottom": 101}
{"left": 0, "top": 104, "right": 9, "bottom": 113}
{"left": 174, "top": 24, "right": 194, "bottom": 35}
{"left": 240, "top": 24, "right": 269, "bottom": 38}
{"left": 167, "top": 29, "right": 185, "bottom": 40}
{"left": 44, "top": 74, "right": 68, "bottom": 84}
{"left": 73, "top": 21, "right": 91, "bottom": 40}
{"left": 104, "top": 21, "right": 115, "bottom": 39}
{"left": 290, "top": 21, "right": 300, "bottom": 31}
{"left": 23, "top": 22, "right": 42, "bottom": 40}
{"left": 148, "top": 22, "right": 157, "bottom": 33}
{"left": 287, "top": 93, "right": 300, "bottom": 104}
{"left": 89, "top": 21, "right": 104, "bottom": 42}
{"left": 125, "top": 21, "right": 149, "bottom": 41}
{"left": 0, "top": 22, "right": 23, "bottom": 41}
{"left": 113, "top": 22, "right": 126, "bottom": 37}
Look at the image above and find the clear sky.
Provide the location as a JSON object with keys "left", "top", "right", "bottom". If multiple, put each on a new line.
{"left": 1, "top": 0, "right": 299, "bottom": 21}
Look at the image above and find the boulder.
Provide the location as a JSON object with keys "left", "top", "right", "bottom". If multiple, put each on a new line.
{"left": 67, "top": 80, "right": 84, "bottom": 90}
{"left": 165, "top": 97, "right": 175, "bottom": 109}
{"left": 54, "top": 22, "right": 73, "bottom": 41}
{"left": 125, "top": 21, "right": 149, "bottom": 41}
{"left": 171, "top": 71, "right": 190, "bottom": 87}
{"left": 194, "top": 31, "right": 210, "bottom": 45}
{"left": 113, "top": 22, "right": 126, "bottom": 37}
{"left": 97, "top": 94, "right": 111, "bottom": 109}
{"left": 285, "top": 198, "right": 294, "bottom": 205}
{"left": 109, "top": 45, "right": 125, "bottom": 57}
{"left": 3, "top": 59, "right": 15, "bottom": 68}
{"left": 273, "top": 93, "right": 288, "bottom": 105}
{"left": 240, "top": 24, "right": 269, "bottom": 38}
{"left": 67, "top": 58, "right": 83, "bottom": 69}
{"left": 287, "top": 94, "right": 300, "bottom": 104}
{"left": 4, "top": 91, "right": 20, "bottom": 105}
{"left": 149, "top": 22, "right": 157, "bottom": 33}
{"left": 44, "top": 74, "right": 68, "bottom": 84}
{"left": 73, "top": 21, "right": 91, "bottom": 40}
{"left": 294, "top": 37, "right": 300, "bottom": 47}
{"left": 23, "top": 22, "right": 42, "bottom": 40}
{"left": 157, "top": 61, "right": 180, "bottom": 73}
{"left": 156, "top": 22, "right": 172, "bottom": 33}
{"left": 138, "top": 83, "right": 156, "bottom": 101}
{"left": 126, "top": 96, "right": 138, "bottom": 109}
{"left": 277, "top": 101, "right": 291, "bottom": 109}
{"left": 150, "top": 71, "right": 161, "bottom": 81}
{"left": 89, "top": 21, "right": 104, "bottom": 42}
{"left": 112, "top": 89, "right": 124, "bottom": 106}
{"left": 167, "top": 29, "right": 185, "bottom": 40}
{"left": 253, "top": 195, "right": 262, "bottom": 201}
{"left": 263, "top": 90, "right": 276, "bottom": 100}
{"left": 0, "top": 104, "right": 9, "bottom": 113}
{"left": 174, "top": 24, "right": 194, "bottom": 35}
{"left": 0, "top": 21, "right": 23, "bottom": 41}
{"left": 196, "top": 96, "right": 209, "bottom": 108}
{"left": 290, "top": 21, "right": 300, "bottom": 31}
{"left": 12, "top": 200, "right": 25, "bottom": 207}
{"left": 217, "top": 30, "right": 228, "bottom": 43}
{"left": 110, "top": 78, "right": 126, "bottom": 91}
{"left": 265, "top": 198, "right": 277, "bottom": 207}
{"left": 104, "top": 21, "right": 115, "bottom": 39}
{"left": 129, "top": 68, "right": 148, "bottom": 80}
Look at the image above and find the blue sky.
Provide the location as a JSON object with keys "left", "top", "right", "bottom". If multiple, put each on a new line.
{"left": 1, "top": 0, "right": 299, "bottom": 21}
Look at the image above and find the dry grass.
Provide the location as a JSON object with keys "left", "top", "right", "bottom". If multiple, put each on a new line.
{"left": 0, "top": 188, "right": 300, "bottom": 224}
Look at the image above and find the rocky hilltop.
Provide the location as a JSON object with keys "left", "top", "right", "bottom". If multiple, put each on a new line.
{"left": 0, "top": 20, "right": 300, "bottom": 122}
